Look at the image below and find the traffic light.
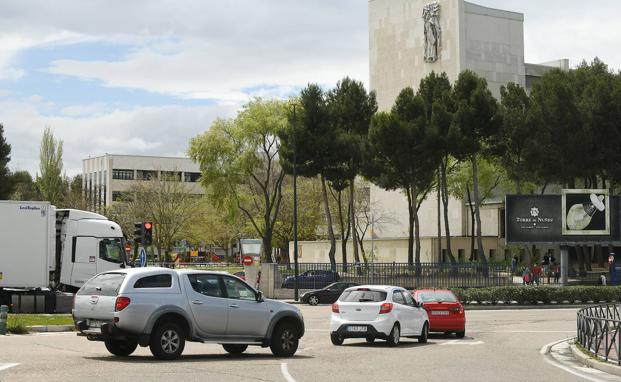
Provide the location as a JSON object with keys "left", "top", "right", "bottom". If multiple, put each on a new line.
{"left": 143, "top": 222, "right": 153, "bottom": 245}
{"left": 133, "top": 222, "right": 143, "bottom": 244}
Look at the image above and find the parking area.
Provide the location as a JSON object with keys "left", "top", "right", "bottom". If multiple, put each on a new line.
{"left": 0, "top": 306, "right": 585, "bottom": 382}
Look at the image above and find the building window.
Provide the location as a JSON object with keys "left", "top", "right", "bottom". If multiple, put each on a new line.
{"left": 112, "top": 191, "right": 133, "bottom": 202}
{"left": 184, "top": 172, "right": 201, "bottom": 182}
{"left": 137, "top": 170, "right": 157, "bottom": 181}
{"left": 112, "top": 169, "right": 134, "bottom": 180}
{"left": 489, "top": 249, "right": 496, "bottom": 261}
{"left": 161, "top": 171, "right": 181, "bottom": 181}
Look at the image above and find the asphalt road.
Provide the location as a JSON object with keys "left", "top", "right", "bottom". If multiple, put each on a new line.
{"left": 0, "top": 307, "right": 597, "bottom": 382}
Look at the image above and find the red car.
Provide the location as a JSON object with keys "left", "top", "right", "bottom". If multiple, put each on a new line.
{"left": 412, "top": 289, "right": 465, "bottom": 338}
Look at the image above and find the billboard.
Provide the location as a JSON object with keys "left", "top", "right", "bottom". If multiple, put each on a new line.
{"left": 505, "top": 190, "right": 619, "bottom": 244}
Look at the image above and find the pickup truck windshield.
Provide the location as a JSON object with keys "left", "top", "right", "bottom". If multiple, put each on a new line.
{"left": 77, "top": 273, "right": 126, "bottom": 296}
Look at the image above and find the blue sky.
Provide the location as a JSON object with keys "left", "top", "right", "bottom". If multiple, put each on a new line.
{"left": 1, "top": 0, "right": 620, "bottom": 176}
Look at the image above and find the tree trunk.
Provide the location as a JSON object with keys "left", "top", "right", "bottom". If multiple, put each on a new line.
{"left": 336, "top": 190, "right": 349, "bottom": 268}
{"left": 262, "top": 228, "right": 272, "bottom": 264}
{"left": 466, "top": 183, "right": 476, "bottom": 260}
{"left": 350, "top": 180, "right": 360, "bottom": 263}
{"left": 437, "top": 168, "right": 442, "bottom": 262}
{"left": 585, "top": 246, "right": 593, "bottom": 272}
{"left": 577, "top": 245, "right": 585, "bottom": 276}
{"left": 440, "top": 160, "right": 456, "bottom": 263}
{"left": 320, "top": 175, "right": 337, "bottom": 268}
{"left": 413, "top": 187, "right": 422, "bottom": 276}
{"left": 406, "top": 186, "right": 415, "bottom": 266}
{"left": 516, "top": 178, "right": 521, "bottom": 195}
{"left": 471, "top": 155, "right": 487, "bottom": 264}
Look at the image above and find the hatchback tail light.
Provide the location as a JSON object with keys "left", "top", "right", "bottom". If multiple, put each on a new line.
{"left": 332, "top": 303, "right": 340, "bottom": 313}
{"left": 450, "top": 307, "right": 463, "bottom": 314}
{"left": 379, "top": 302, "right": 393, "bottom": 314}
{"left": 115, "top": 296, "right": 131, "bottom": 312}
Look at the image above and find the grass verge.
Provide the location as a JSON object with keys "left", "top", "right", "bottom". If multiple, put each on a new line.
{"left": 7, "top": 314, "right": 73, "bottom": 334}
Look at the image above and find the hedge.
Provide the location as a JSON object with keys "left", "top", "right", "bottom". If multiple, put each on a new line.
{"left": 449, "top": 286, "right": 621, "bottom": 304}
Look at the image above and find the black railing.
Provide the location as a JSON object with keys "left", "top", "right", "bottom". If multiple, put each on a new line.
{"left": 274, "top": 262, "right": 511, "bottom": 290}
{"left": 577, "top": 304, "right": 621, "bottom": 364}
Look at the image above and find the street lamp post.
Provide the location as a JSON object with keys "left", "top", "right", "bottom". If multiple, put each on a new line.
{"left": 293, "top": 104, "right": 299, "bottom": 301}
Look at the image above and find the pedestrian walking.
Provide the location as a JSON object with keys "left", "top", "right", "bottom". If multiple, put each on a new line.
{"left": 511, "top": 255, "right": 518, "bottom": 274}
{"left": 553, "top": 262, "right": 561, "bottom": 283}
{"left": 532, "top": 263, "right": 542, "bottom": 286}
{"left": 522, "top": 266, "right": 532, "bottom": 285}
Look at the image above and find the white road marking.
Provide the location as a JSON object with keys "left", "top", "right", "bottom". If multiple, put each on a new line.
{"left": 439, "top": 340, "right": 485, "bottom": 346}
{"left": 540, "top": 339, "right": 609, "bottom": 382}
{"left": 0, "top": 363, "right": 19, "bottom": 372}
{"left": 280, "top": 362, "right": 296, "bottom": 382}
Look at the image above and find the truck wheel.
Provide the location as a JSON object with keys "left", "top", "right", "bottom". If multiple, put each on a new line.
{"left": 270, "top": 322, "right": 299, "bottom": 357}
{"left": 149, "top": 322, "right": 186, "bottom": 360}
{"left": 222, "top": 344, "right": 248, "bottom": 354}
{"left": 104, "top": 339, "right": 138, "bottom": 356}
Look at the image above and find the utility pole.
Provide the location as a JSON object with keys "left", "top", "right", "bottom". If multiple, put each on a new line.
{"left": 293, "top": 104, "right": 299, "bottom": 301}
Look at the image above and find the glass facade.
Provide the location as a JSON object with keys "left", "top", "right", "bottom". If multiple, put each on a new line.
{"left": 184, "top": 172, "right": 201, "bottom": 182}
{"left": 112, "top": 169, "right": 134, "bottom": 180}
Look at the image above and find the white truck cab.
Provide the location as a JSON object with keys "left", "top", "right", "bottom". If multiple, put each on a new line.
{"left": 57, "top": 209, "right": 126, "bottom": 289}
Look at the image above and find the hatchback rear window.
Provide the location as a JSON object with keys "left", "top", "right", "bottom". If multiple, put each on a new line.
{"left": 417, "top": 291, "right": 458, "bottom": 303}
{"left": 78, "top": 273, "right": 126, "bottom": 296}
{"left": 340, "top": 290, "right": 387, "bottom": 302}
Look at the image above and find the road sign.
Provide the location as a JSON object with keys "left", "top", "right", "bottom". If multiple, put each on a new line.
{"left": 242, "top": 255, "right": 253, "bottom": 266}
{"left": 139, "top": 247, "right": 147, "bottom": 267}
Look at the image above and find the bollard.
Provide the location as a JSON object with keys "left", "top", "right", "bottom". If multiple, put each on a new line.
{"left": 0, "top": 305, "right": 8, "bottom": 335}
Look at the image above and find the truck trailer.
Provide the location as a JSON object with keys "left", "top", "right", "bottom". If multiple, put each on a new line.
{"left": 0, "top": 201, "right": 127, "bottom": 312}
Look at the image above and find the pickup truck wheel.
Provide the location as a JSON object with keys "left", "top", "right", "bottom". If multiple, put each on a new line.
{"left": 270, "top": 323, "right": 299, "bottom": 357}
{"left": 222, "top": 344, "right": 248, "bottom": 354}
{"left": 104, "top": 339, "right": 138, "bottom": 356}
{"left": 149, "top": 322, "right": 186, "bottom": 360}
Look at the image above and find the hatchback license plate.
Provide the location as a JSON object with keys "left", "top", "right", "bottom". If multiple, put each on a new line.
{"left": 432, "top": 310, "right": 449, "bottom": 316}
{"left": 348, "top": 326, "right": 367, "bottom": 332}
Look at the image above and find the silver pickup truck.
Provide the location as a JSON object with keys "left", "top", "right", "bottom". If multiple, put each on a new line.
{"left": 73, "top": 267, "right": 304, "bottom": 359}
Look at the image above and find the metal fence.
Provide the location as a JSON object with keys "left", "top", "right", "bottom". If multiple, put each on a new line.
{"left": 577, "top": 304, "right": 621, "bottom": 364}
{"left": 274, "top": 262, "right": 511, "bottom": 290}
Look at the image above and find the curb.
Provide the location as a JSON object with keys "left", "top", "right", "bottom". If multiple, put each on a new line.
{"left": 28, "top": 325, "right": 74, "bottom": 333}
{"left": 569, "top": 342, "right": 621, "bottom": 377}
{"left": 465, "top": 304, "right": 593, "bottom": 311}
{"left": 282, "top": 300, "right": 593, "bottom": 310}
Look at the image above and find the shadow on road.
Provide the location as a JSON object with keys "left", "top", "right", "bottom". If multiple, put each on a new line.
{"left": 84, "top": 353, "right": 314, "bottom": 363}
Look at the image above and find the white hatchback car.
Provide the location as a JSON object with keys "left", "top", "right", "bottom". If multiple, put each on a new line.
{"left": 330, "top": 285, "right": 429, "bottom": 346}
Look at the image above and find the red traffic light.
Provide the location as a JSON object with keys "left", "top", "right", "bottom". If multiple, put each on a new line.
{"left": 144, "top": 222, "right": 152, "bottom": 230}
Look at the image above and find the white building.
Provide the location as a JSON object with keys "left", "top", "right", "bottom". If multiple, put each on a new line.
{"left": 82, "top": 154, "right": 203, "bottom": 210}
{"left": 295, "top": 1, "right": 568, "bottom": 263}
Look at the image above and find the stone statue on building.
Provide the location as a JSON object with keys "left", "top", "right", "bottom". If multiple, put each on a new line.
{"left": 423, "top": 2, "right": 441, "bottom": 63}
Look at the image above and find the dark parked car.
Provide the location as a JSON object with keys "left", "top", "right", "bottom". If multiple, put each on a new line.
{"left": 282, "top": 270, "right": 340, "bottom": 289}
{"left": 233, "top": 271, "right": 246, "bottom": 281}
{"left": 300, "top": 282, "right": 360, "bottom": 305}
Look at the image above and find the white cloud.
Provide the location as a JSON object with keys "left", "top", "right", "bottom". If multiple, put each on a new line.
{"left": 1, "top": 100, "right": 237, "bottom": 176}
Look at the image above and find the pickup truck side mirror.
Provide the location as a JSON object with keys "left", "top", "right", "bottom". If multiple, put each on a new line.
{"left": 255, "top": 291, "right": 264, "bottom": 302}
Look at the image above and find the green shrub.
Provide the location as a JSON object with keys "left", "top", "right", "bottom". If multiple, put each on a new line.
{"left": 449, "top": 286, "right": 621, "bottom": 304}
